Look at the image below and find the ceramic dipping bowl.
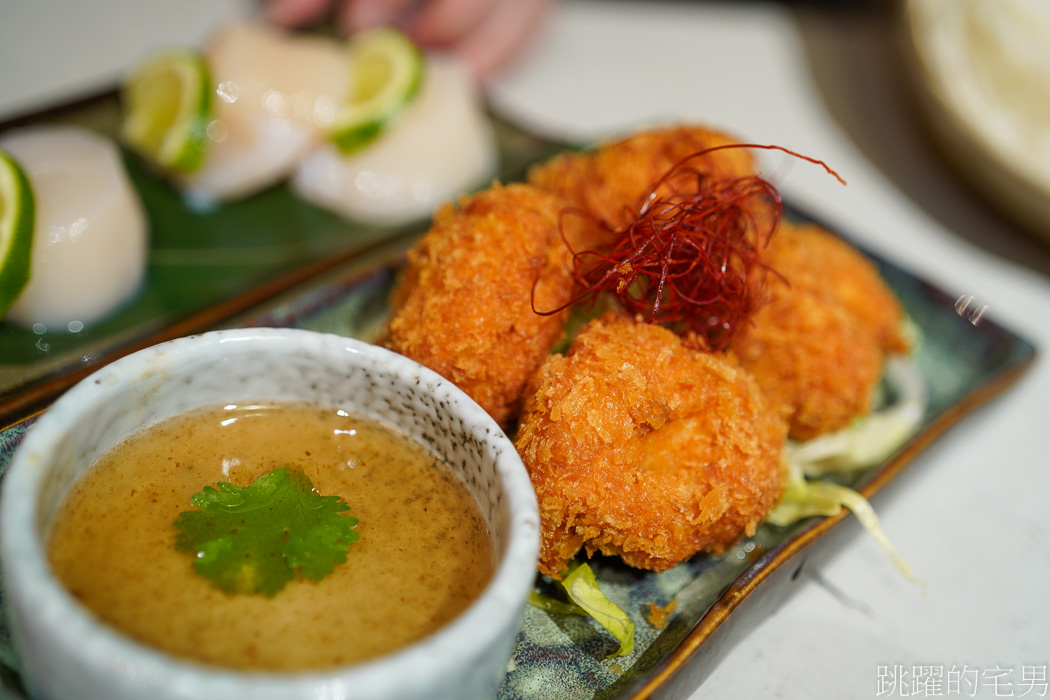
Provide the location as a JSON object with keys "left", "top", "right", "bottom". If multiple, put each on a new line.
{"left": 0, "top": 327, "right": 540, "bottom": 700}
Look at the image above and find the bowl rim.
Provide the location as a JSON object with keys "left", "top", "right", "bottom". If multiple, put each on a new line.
{"left": 0, "top": 327, "right": 540, "bottom": 696}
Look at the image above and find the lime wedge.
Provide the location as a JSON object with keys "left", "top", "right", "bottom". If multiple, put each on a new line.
{"left": 330, "top": 27, "right": 424, "bottom": 155}
{"left": 0, "top": 149, "right": 35, "bottom": 319}
{"left": 121, "top": 49, "right": 213, "bottom": 173}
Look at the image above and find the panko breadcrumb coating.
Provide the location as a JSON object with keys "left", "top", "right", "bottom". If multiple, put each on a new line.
{"left": 526, "top": 123, "right": 910, "bottom": 442}
{"left": 527, "top": 125, "right": 759, "bottom": 242}
{"left": 762, "top": 223, "right": 910, "bottom": 354}
{"left": 731, "top": 222, "right": 910, "bottom": 439}
{"left": 516, "top": 313, "right": 788, "bottom": 578}
{"left": 384, "top": 183, "right": 580, "bottom": 427}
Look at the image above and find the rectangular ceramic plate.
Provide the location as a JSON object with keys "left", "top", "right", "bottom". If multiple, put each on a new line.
{"left": 0, "top": 93, "right": 1037, "bottom": 700}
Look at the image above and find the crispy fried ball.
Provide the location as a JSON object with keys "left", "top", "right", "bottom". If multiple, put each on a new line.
{"left": 763, "top": 222, "right": 910, "bottom": 354}
{"left": 731, "top": 222, "right": 910, "bottom": 440}
{"left": 527, "top": 124, "right": 759, "bottom": 242}
{"left": 384, "top": 183, "right": 581, "bottom": 427}
{"left": 516, "top": 313, "right": 788, "bottom": 577}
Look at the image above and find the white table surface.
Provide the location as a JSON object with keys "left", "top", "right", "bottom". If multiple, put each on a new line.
{"left": 2, "top": 1, "right": 1049, "bottom": 699}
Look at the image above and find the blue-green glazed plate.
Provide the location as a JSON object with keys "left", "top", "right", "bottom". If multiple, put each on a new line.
{"left": 0, "top": 94, "right": 1037, "bottom": 700}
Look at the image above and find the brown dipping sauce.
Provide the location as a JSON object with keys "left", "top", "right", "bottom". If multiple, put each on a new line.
{"left": 46, "top": 401, "right": 494, "bottom": 671}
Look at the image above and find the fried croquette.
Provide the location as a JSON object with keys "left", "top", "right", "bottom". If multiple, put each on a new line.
{"left": 527, "top": 125, "right": 758, "bottom": 238}
{"left": 763, "top": 222, "right": 910, "bottom": 354}
{"left": 731, "top": 222, "right": 910, "bottom": 440}
{"left": 516, "top": 313, "right": 788, "bottom": 578}
{"left": 384, "top": 183, "right": 580, "bottom": 427}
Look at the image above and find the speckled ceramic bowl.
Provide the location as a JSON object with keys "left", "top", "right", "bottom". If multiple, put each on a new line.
{"left": 0, "top": 328, "right": 539, "bottom": 700}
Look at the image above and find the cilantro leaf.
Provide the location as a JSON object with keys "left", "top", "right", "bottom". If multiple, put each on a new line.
{"left": 174, "top": 466, "right": 359, "bottom": 597}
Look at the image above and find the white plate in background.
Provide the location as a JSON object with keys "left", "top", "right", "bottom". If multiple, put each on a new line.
{"left": 901, "top": 0, "right": 1050, "bottom": 239}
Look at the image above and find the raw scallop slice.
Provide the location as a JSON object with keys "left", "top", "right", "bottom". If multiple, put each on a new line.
{"left": 0, "top": 126, "right": 148, "bottom": 328}
{"left": 180, "top": 22, "right": 348, "bottom": 203}
{"left": 291, "top": 55, "right": 498, "bottom": 225}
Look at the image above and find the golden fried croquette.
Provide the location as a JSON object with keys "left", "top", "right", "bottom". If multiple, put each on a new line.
{"left": 763, "top": 223, "right": 910, "bottom": 354}
{"left": 516, "top": 313, "right": 788, "bottom": 578}
{"left": 527, "top": 125, "right": 757, "bottom": 237}
{"left": 731, "top": 222, "right": 910, "bottom": 440}
{"left": 730, "top": 289, "right": 884, "bottom": 441}
{"left": 384, "top": 183, "right": 579, "bottom": 427}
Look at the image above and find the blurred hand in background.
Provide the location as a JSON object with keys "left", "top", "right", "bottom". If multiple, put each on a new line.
{"left": 265, "top": 0, "right": 553, "bottom": 79}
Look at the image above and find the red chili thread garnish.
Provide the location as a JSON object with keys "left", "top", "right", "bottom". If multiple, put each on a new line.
{"left": 533, "top": 143, "right": 845, "bottom": 351}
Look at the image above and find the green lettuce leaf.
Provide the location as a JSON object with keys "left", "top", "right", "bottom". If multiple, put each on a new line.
{"left": 562, "top": 563, "right": 635, "bottom": 658}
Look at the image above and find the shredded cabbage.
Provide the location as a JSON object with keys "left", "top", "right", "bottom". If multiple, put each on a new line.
{"left": 769, "top": 462, "right": 925, "bottom": 588}
{"left": 563, "top": 563, "right": 635, "bottom": 657}
{"left": 529, "top": 563, "right": 635, "bottom": 658}
{"left": 788, "top": 356, "right": 927, "bottom": 476}
{"left": 528, "top": 590, "right": 586, "bottom": 617}
{"left": 769, "top": 353, "right": 928, "bottom": 588}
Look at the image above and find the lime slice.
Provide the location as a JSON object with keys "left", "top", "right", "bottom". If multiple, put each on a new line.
{"left": 121, "top": 49, "right": 212, "bottom": 173}
{"left": 330, "top": 27, "right": 424, "bottom": 155}
{"left": 0, "top": 149, "right": 35, "bottom": 319}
